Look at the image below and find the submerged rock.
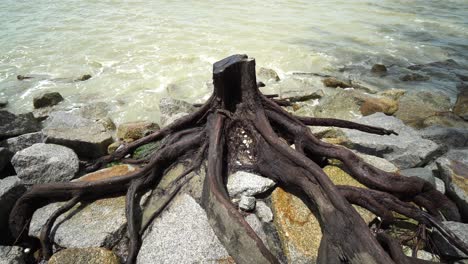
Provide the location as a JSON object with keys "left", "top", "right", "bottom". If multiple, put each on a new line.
{"left": 48, "top": 248, "right": 119, "bottom": 264}
{"left": 137, "top": 194, "right": 230, "bottom": 264}
{"left": 29, "top": 165, "right": 137, "bottom": 249}
{"left": 399, "top": 73, "right": 430, "bottom": 82}
{"left": 226, "top": 171, "right": 276, "bottom": 198}
{"left": 423, "top": 112, "right": 468, "bottom": 129}
{"left": 342, "top": 113, "right": 443, "bottom": 169}
{"left": 11, "top": 143, "right": 79, "bottom": 184}
{"left": 454, "top": 89, "right": 468, "bottom": 121}
{"left": 33, "top": 92, "right": 64, "bottom": 109}
{"left": 322, "top": 77, "right": 352, "bottom": 88}
{"left": 371, "top": 64, "right": 387, "bottom": 75}
{"left": 0, "top": 110, "right": 41, "bottom": 140}
{"left": 258, "top": 67, "right": 280, "bottom": 82}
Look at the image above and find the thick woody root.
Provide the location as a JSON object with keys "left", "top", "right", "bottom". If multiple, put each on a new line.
{"left": 9, "top": 54, "right": 468, "bottom": 264}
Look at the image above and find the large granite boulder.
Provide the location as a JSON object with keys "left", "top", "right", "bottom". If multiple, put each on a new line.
{"left": 137, "top": 194, "right": 231, "bottom": 264}
{"left": 0, "top": 176, "right": 26, "bottom": 242}
{"left": 394, "top": 91, "right": 452, "bottom": 129}
{"left": 436, "top": 149, "right": 468, "bottom": 221}
{"left": 159, "top": 98, "right": 196, "bottom": 127}
{"left": 341, "top": 113, "right": 443, "bottom": 169}
{"left": 0, "top": 132, "right": 44, "bottom": 154}
{"left": 419, "top": 126, "right": 468, "bottom": 148}
{"left": 43, "top": 108, "right": 114, "bottom": 158}
{"left": 29, "top": 165, "right": 138, "bottom": 249}
{"left": 400, "top": 167, "right": 436, "bottom": 187}
{"left": 48, "top": 248, "right": 120, "bottom": 264}
{"left": 0, "top": 110, "right": 41, "bottom": 140}
{"left": 11, "top": 143, "right": 79, "bottom": 184}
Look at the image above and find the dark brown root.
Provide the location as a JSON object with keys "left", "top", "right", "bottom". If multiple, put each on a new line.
{"left": 8, "top": 54, "right": 468, "bottom": 264}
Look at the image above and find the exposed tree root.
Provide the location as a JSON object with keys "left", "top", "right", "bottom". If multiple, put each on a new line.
{"left": 9, "top": 54, "right": 468, "bottom": 263}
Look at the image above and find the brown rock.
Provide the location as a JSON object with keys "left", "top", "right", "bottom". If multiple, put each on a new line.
{"left": 48, "top": 248, "right": 119, "bottom": 264}
{"left": 360, "top": 97, "right": 399, "bottom": 116}
{"left": 399, "top": 73, "right": 430, "bottom": 82}
{"left": 322, "top": 77, "right": 352, "bottom": 88}
{"left": 379, "top": 89, "right": 406, "bottom": 101}
{"left": 78, "top": 164, "right": 138, "bottom": 182}
{"left": 453, "top": 89, "right": 468, "bottom": 121}
{"left": 371, "top": 64, "right": 387, "bottom": 75}
{"left": 116, "top": 121, "right": 160, "bottom": 141}
{"left": 33, "top": 92, "right": 64, "bottom": 109}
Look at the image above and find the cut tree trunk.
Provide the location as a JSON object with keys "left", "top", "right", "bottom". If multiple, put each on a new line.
{"left": 8, "top": 54, "right": 468, "bottom": 264}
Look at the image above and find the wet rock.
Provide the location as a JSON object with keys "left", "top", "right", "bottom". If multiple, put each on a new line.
{"left": 226, "top": 171, "right": 276, "bottom": 198}
{"left": 400, "top": 167, "right": 435, "bottom": 187}
{"left": 0, "top": 246, "right": 27, "bottom": 264}
{"left": 0, "top": 99, "right": 7, "bottom": 108}
{"left": 399, "top": 73, "right": 430, "bottom": 82}
{"left": 43, "top": 110, "right": 114, "bottom": 158}
{"left": 379, "top": 89, "right": 406, "bottom": 101}
{"left": 33, "top": 92, "right": 64, "bottom": 109}
{"left": 239, "top": 195, "right": 256, "bottom": 211}
{"left": 0, "top": 177, "right": 26, "bottom": 242}
{"left": 116, "top": 121, "right": 159, "bottom": 141}
{"left": 432, "top": 221, "right": 468, "bottom": 258}
{"left": 159, "top": 97, "right": 196, "bottom": 127}
{"left": 0, "top": 132, "right": 44, "bottom": 154}
{"left": 371, "top": 64, "right": 387, "bottom": 75}
{"left": 0, "top": 110, "right": 41, "bottom": 140}
{"left": 322, "top": 77, "right": 352, "bottom": 88}
{"left": 407, "top": 59, "right": 468, "bottom": 81}
{"left": 419, "top": 126, "right": 468, "bottom": 148}
{"left": 137, "top": 194, "right": 230, "bottom": 264}
{"left": 423, "top": 112, "right": 468, "bottom": 129}
{"left": 314, "top": 89, "right": 368, "bottom": 120}
{"left": 271, "top": 187, "right": 322, "bottom": 263}
{"left": 255, "top": 201, "right": 273, "bottom": 222}
{"left": 258, "top": 67, "right": 280, "bottom": 82}
{"left": 48, "top": 248, "right": 119, "bottom": 264}
{"left": 436, "top": 149, "right": 468, "bottom": 220}
{"left": 75, "top": 74, "right": 92, "bottom": 82}
{"left": 11, "top": 143, "right": 79, "bottom": 184}
{"left": 342, "top": 113, "right": 443, "bottom": 169}
{"left": 359, "top": 97, "right": 398, "bottom": 116}
{"left": 454, "top": 89, "right": 468, "bottom": 121}
{"left": 394, "top": 91, "right": 452, "bottom": 129}
{"left": 29, "top": 165, "right": 137, "bottom": 248}
{"left": 78, "top": 102, "right": 110, "bottom": 120}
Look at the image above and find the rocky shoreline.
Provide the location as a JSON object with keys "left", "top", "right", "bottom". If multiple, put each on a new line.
{"left": 1, "top": 59, "right": 468, "bottom": 263}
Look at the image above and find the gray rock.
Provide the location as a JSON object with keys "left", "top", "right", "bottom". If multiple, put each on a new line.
{"left": 255, "top": 201, "right": 274, "bottom": 222}
{"left": 0, "top": 246, "right": 27, "bottom": 264}
{"left": 433, "top": 221, "right": 468, "bottom": 258}
{"left": 399, "top": 73, "right": 430, "bottom": 81}
{"left": 400, "top": 167, "right": 435, "bottom": 187}
{"left": 258, "top": 67, "right": 280, "bottom": 82}
{"left": 342, "top": 113, "right": 443, "bottom": 169}
{"left": 227, "top": 171, "right": 276, "bottom": 198}
{"left": 137, "top": 194, "right": 230, "bottom": 264}
{"left": 0, "top": 147, "right": 12, "bottom": 172}
{"left": 29, "top": 195, "right": 127, "bottom": 249}
{"left": 436, "top": 149, "right": 468, "bottom": 220}
{"left": 43, "top": 110, "right": 113, "bottom": 158}
{"left": 0, "top": 177, "right": 26, "bottom": 241}
{"left": 0, "top": 99, "right": 7, "bottom": 108}
{"left": 354, "top": 151, "right": 399, "bottom": 173}
{"left": 33, "top": 92, "right": 64, "bottom": 109}
{"left": 394, "top": 91, "right": 452, "bottom": 129}
{"left": 371, "top": 64, "right": 387, "bottom": 75}
{"left": 11, "top": 143, "right": 79, "bottom": 184}
{"left": 0, "top": 110, "right": 41, "bottom": 140}
{"left": 245, "top": 214, "right": 268, "bottom": 246}
{"left": 314, "top": 89, "right": 367, "bottom": 120}
{"left": 239, "top": 195, "right": 256, "bottom": 211}
{"left": 78, "top": 102, "right": 110, "bottom": 120}
{"left": 159, "top": 98, "right": 196, "bottom": 127}
{"left": 0, "top": 132, "right": 44, "bottom": 154}
{"left": 435, "top": 178, "right": 446, "bottom": 194}
{"left": 419, "top": 126, "right": 468, "bottom": 148}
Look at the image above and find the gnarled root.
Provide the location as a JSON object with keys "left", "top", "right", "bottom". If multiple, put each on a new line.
{"left": 9, "top": 54, "right": 468, "bottom": 264}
